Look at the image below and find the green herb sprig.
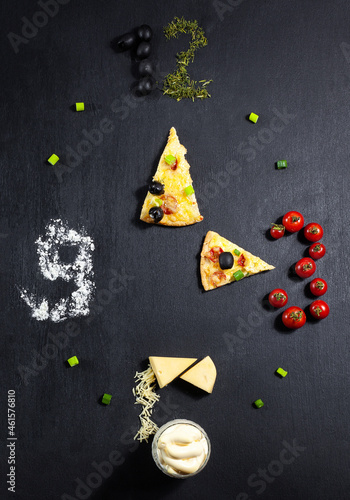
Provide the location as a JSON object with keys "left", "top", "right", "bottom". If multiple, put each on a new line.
{"left": 162, "top": 17, "right": 212, "bottom": 101}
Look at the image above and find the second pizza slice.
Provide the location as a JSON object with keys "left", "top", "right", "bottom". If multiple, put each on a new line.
{"left": 200, "top": 231, "right": 275, "bottom": 291}
{"left": 140, "top": 127, "right": 203, "bottom": 226}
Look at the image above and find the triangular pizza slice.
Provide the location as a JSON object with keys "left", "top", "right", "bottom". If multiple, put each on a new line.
{"left": 140, "top": 127, "right": 203, "bottom": 226}
{"left": 200, "top": 231, "right": 275, "bottom": 291}
{"left": 149, "top": 356, "right": 197, "bottom": 388}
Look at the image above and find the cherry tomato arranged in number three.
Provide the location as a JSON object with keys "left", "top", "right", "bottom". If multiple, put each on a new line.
{"left": 270, "top": 224, "right": 285, "bottom": 239}
{"left": 282, "top": 211, "right": 304, "bottom": 233}
{"left": 268, "top": 289, "right": 288, "bottom": 308}
{"left": 309, "top": 300, "right": 329, "bottom": 319}
{"left": 282, "top": 307, "right": 306, "bottom": 329}
{"left": 309, "top": 242, "right": 326, "bottom": 260}
{"left": 309, "top": 278, "right": 328, "bottom": 296}
{"left": 295, "top": 257, "right": 316, "bottom": 278}
{"left": 304, "top": 223, "right": 324, "bottom": 242}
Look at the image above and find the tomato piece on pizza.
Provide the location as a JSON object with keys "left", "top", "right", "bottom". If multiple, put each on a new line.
{"left": 200, "top": 231, "right": 275, "bottom": 291}
{"left": 140, "top": 127, "right": 203, "bottom": 226}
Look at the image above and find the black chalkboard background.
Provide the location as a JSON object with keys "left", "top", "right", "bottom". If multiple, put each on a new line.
{"left": 2, "top": 1, "right": 350, "bottom": 499}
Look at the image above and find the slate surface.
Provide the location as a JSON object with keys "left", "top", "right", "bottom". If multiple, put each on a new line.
{"left": 1, "top": 1, "right": 350, "bottom": 499}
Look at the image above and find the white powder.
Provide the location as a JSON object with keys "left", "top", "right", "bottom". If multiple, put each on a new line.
{"left": 20, "top": 219, "right": 95, "bottom": 322}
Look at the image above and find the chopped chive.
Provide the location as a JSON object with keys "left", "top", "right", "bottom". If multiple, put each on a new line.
{"left": 75, "top": 102, "right": 85, "bottom": 111}
{"left": 164, "top": 154, "right": 176, "bottom": 165}
{"left": 102, "top": 394, "right": 112, "bottom": 405}
{"left": 277, "top": 160, "right": 287, "bottom": 169}
{"left": 48, "top": 154, "right": 59, "bottom": 165}
{"left": 184, "top": 185, "right": 195, "bottom": 196}
{"left": 233, "top": 249, "right": 240, "bottom": 256}
{"left": 276, "top": 367, "right": 288, "bottom": 378}
{"left": 67, "top": 356, "right": 79, "bottom": 367}
{"left": 254, "top": 399, "right": 264, "bottom": 408}
{"left": 233, "top": 270, "right": 244, "bottom": 281}
{"left": 249, "top": 112, "right": 259, "bottom": 123}
{"left": 162, "top": 17, "right": 212, "bottom": 101}
{"left": 154, "top": 198, "right": 163, "bottom": 207}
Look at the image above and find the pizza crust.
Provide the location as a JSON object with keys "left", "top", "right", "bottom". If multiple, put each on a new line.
{"left": 200, "top": 231, "right": 216, "bottom": 291}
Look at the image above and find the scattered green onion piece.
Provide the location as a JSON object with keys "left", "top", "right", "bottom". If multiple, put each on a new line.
{"left": 102, "top": 394, "right": 112, "bottom": 405}
{"left": 48, "top": 154, "right": 59, "bottom": 165}
{"left": 67, "top": 356, "right": 79, "bottom": 367}
{"left": 154, "top": 198, "right": 163, "bottom": 207}
{"left": 276, "top": 367, "right": 288, "bottom": 377}
{"left": 277, "top": 160, "right": 288, "bottom": 169}
{"left": 164, "top": 154, "right": 176, "bottom": 165}
{"left": 233, "top": 270, "right": 244, "bottom": 281}
{"left": 233, "top": 249, "right": 240, "bottom": 256}
{"left": 75, "top": 102, "right": 85, "bottom": 111}
{"left": 249, "top": 112, "right": 259, "bottom": 123}
{"left": 254, "top": 399, "right": 264, "bottom": 408}
{"left": 184, "top": 185, "right": 195, "bottom": 196}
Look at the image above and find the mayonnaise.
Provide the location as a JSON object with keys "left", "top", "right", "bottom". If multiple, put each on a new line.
{"left": 153, "top": 421, "right": 210, "bottom": 478}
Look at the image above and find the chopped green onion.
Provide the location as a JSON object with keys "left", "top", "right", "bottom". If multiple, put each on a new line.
{"left": 233, "top": 270, "right": 244, "bottom": 281}
{"left": 249, "top": 112, "right": 259, "bottom": 123}
{"left": 277, "top": 160, "right": 288, "bottom": 169}
{"left": 154, "top": 198, "right": 163, "bottom": 207}
{"left": 67, "top": 356, "right": 79, "bottom": 367}
{"left": 184, "top": 185, "right": 195, "bottom": 196}
{"left": 164, "top": 154, "right": 176, "bottom": 165}
{"left": 233, "top": 249, "right": 240, "bottom": 256}
{"left": 276, "top": 367, "right": 288, "bottom": 378}
{"left": 48, "top": 154, "right": 59, "bottom": 165}
{"left": 102, "top": 394, "right": 112, "bottom": 405}
{"left": 254, "top": 399, "right": 264, "bottom": 408}
{"left": 75, "top": 102, "right": 85, "bottom": 111}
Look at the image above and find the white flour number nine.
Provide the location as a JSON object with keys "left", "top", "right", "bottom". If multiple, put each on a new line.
{"left": 20, "top": 219, "right": 95, "bottom": 322}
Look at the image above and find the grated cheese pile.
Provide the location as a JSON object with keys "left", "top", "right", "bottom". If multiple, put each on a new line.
{"left": 133, "top": 365, "right": 160, "bottom": 442}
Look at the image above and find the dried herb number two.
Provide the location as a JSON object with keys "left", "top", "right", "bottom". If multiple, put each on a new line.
{"left": 163, "top": 17, "right": 212, "bottom": 101}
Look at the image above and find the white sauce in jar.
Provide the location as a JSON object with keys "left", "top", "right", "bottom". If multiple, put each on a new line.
{"left": 156, "top": 423, "right": 209, "bottom": 477}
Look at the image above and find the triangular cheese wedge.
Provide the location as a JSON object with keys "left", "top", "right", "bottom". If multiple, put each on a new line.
{"left": 200, "top": 231, "right": 275, "bottom": 291}
{"left": 180, "top": 356, "right": 217, "bottom": 393}
{"left": 140, "top": 127, "right": 203, "bottom": 226}
{"left": 149, "top": 356, "right": 197, "bottom": 388}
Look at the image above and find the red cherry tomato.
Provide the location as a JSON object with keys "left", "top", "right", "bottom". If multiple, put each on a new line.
{"left": 270, "top": 224, "right": 285, "bottom": 239}
{"left": 268, "top": 289, "right": 288, "bottom": 308}
{"left": 309, "top": 242, "right": 326, "bottom": 260}
{"left": 309, "top": 300, "right": 329, "bottom": 319}
{"left": 295, "top": 257, "right": 316, "bottom": 278}
{"left": 237, "top": 254, "right": 246, "bottom": 266}
{"left": 304, "top": 223, "right": 323, "bottom": 242}
{"left": 309, "top": 278, "right": 328, "bottom": 296}
{"left": 282, "top": 306, "right": 306, "bottom": 329}
{"left": 282, "top": 211, "right": 304, "bottom": 233}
